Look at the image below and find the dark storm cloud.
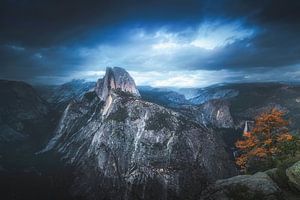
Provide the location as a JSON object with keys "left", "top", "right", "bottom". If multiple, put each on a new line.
{"left": 198, "top": 0, "right": 300, "bottom": 69}
{"left": 0, "top": 0, "right": 300, "bottom": 85}
{"left": 0, "top": 0, "right": 206, "bottom": 47}
{"left": 0, "top": 44, "right": 85, "bottom": 82}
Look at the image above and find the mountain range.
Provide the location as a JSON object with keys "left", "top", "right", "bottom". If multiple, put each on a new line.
{"left": 1, "top": 68, "right": 300, "bottom": 199}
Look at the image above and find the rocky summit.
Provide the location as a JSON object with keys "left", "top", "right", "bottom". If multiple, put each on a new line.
{"left": 43, "top": 67, "right": 236, "bottom": 200}
{"left": 95, "top": 67, "right": 140, "bottom": 101}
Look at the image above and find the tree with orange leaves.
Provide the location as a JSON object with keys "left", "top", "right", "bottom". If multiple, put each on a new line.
{"left": 235, "top": 108, "right": 294, "bottom": 171}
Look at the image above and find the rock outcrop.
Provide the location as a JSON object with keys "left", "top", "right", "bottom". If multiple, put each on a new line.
{"left": 201, "top": 172, "right": 282, "bottom": 200}
{"left": 286, "top": 161, "right": 300, "bottom": 191}
{"left": 44, "top": 67, "right": 236, "bottom": 200}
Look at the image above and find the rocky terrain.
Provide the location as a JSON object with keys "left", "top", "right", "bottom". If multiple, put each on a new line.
{"left": 199, "top": 160, "right": 300, "bottom": 200}
{"left": 1, "top": 72, "right": 300, "bottom": 200}
{"left": 139, "top": 83, "right": 300, "bottom": 131}
{"left": 201, "top": 171, "right": 282, "bottom": 200}
{"left": 43, "top": 67, "right": 236, "bottom": 200}
{"left": 37, "top": 79, "right": 300, "bottom": 132}
{"left": 177, "top": 99, "right": 234, "bottom": 129}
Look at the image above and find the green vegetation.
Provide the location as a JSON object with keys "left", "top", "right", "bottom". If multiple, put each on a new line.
{"left": 277, "top": 135, "right": 300, "bottom": 158}
{"left": 83, "top": 91, "right": 97, "bottom": 102}
{"left": 107, "top": 106, "right": 128, "bottom": 122}
{"left": 274, "top": 156, "right": 300, "bottom": 188}
{"left": 113, "top": 88, "right": 135, "bottom": 98}
{"left": 145, "top": 111, "right": 173, "bottom": 131}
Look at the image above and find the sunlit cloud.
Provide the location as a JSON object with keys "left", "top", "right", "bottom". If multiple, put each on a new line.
{"left": 190, "top": 21, "right": 255, "bottom": 50}
{"left": 72, "top": 70, "right": 106, "bottom": 80}
{"left": 78, "top": 20, "right": 256, "bottom": 75}
{"left": 130, "top": 70, "right": 244, "bottom": 87}
{"left": 2, "top": 0, "right": 300, "bottom": 88}
{"left": 152, "top": 42, "right": 180, "bottom": 49}
{"left": 145, "top": 21, "right": 255, "bottom": 50}
{"left": 66, "top": 69, "right": 244, "bottom": 88}
{"left": 12, "top": 20, "right": 263, "bottom": 87}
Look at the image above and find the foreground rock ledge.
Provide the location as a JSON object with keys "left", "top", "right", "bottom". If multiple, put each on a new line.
{"left": 286, "top": 160, "right": 300, "bottom": 191}
{"left": 201, "top": 172, "right": 282, "bottom": 200}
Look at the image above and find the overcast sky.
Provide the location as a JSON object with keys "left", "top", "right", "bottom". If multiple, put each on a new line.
{"left": 1, "top": 0, "right": 300, "bottom": 87}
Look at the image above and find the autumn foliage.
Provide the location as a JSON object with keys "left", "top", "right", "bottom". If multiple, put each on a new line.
{"left": 235, "top": 108, "right": 294, "bottom": 170}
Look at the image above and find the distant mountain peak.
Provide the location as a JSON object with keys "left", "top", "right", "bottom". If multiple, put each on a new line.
{"left": 95, "top": 67, "right": 140, "bottom": 100}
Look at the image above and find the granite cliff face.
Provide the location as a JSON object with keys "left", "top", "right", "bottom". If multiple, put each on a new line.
{"left": 95, "top": 67, "right": 140, "bottom": 101}
{"left": 44, "top": 67, "right": 236, "bottom": 200}
{"left": 199, "top": 99, "right": 234, "bottom": 129}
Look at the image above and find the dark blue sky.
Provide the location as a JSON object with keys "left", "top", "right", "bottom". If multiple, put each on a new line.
{"left": 1, "top": 0, "right": 300, "bottom": 87}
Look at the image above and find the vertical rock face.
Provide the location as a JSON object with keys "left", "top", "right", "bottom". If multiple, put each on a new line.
{"left": 44, "top": 68, "right": 236, "bottom": 200}
{"left": 200, "top": 99, "right": 234, "bottom": 129}
{"left": 177, "top": 99, "right": 234, "bottom": 129}
{"left": 95, "top": 67, "right": 140, "bottom": 101}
